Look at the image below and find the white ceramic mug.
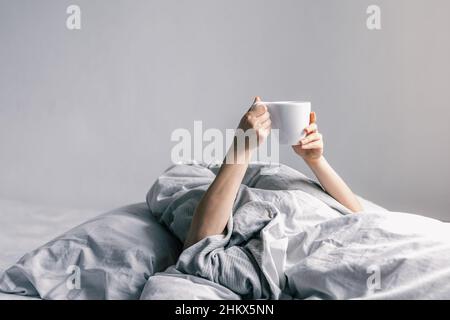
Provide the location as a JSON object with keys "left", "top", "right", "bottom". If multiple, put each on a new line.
{"left": 262, "top": 101, "right": 311, "bottom": 145}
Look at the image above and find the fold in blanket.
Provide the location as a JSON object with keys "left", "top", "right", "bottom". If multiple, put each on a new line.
{"left": 147, "top": 163, "right": 450, "bottom": 299}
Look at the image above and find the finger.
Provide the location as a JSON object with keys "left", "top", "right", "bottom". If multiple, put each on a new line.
{"left": 248, "top": 96, "right": 263, "bottom": 111}
{"left": 250, "top": 103, "right": 267, "bottom": 116}
{"left": 256, "top": 110, "right": 270, "bottom": 123}
{"left": 301, "top": 140, "right": 322, "bottom": 149}
{"left": 261, "top": 117, "right": 271, "bottom": 129}
{"left": 258, "top": 126, "right": 271, "bottom": 136}
{"left": 310, "top": 111, "right": 317, "bottom": 124}
{"left": 256, "top": 106, "right": 270, "bottom": 118}
{"left": 301, "top": 132, "right": 321, "bottom": 145}
{"left": 304, "top": 123, "right": 318, "bottom": 134}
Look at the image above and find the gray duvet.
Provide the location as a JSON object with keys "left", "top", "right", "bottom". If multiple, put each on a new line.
{"left": 2, "top": 163, "right": 450, "bottom": 299}
{"left": 143, "top": 163, "right": 450, "bottom": 299}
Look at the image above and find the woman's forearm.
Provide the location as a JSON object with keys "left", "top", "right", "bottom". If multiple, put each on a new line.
{"left": 306, "top": 156, "right": 363, "bottom": 213}
{"left": 183, "top": 146, "right": 252, "bottom": 249}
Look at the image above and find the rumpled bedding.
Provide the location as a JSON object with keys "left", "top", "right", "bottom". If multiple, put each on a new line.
{"left": 0, "top": 203, "right": 182, "bottom": 299}
{"left": 2, "top": 162, "right": 450, "bottom": 300}
{"left": 144, "top": 163, "right": 450, "bottom": 299}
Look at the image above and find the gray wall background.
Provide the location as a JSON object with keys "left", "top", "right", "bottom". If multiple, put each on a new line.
{"left": 1, "top": 0, "right": 449, "bottom": 220}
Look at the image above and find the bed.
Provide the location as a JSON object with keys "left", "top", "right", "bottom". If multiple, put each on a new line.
{"left": 1, "top": 163, "right": 450, "bottom": 300}
{"left": 0, "top": 199, "right": 99, "bottom": 300}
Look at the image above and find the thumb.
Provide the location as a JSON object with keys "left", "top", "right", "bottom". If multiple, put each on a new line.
{"left": 310, "top": 111, "right": 316, "bottom": 124}
{"left": 253, "top": 96, "right": 261, "bottom": 104}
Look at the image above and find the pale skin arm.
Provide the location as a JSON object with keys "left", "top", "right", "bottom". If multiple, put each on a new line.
{"left": 293, "top": 112, "right": 363, "bottom": 213}
{"left": 183, "top": 157, "right": 250, "bottom": 249}
{"left": 184, "top": 97, "right": 271, "bottom": 249}
{"left": 306, "top": 157, "right": 362, "bottom": 212}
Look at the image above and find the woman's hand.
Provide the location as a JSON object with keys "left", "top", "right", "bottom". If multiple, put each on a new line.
{"left": 236, "top": 96, "right": 271, "bottom": 151}
{"left": 292, "top": 111, "right": 362, "bottom": 213}
{"left": 292, "top": 112, "right": 323, "bottom": 164}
